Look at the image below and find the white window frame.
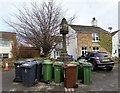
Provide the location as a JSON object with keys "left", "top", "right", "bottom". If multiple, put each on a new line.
{"left": 0, "top": 53, "right": 9, "bottom": 58}
{"left": 81, "top": 46, "right": 87, "bottom": 55}
{"left": 92, "top": 33, "right": 99, "bottom": 42}
{"left": 54, "top": 50, "right": 60, "bottom": 59}
{"left": 92, "top": 47, "right": 99, "bottom": 52}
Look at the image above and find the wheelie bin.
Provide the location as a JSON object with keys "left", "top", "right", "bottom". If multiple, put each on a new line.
{"left": 20, "top": 62, "right": 37, "bottom": 86}
{"left": 13, "top": 61, "right": 26, "bottom": 82}
{"left": 78, "top": 59, "right": 85, "bottom": 80}
{"left": 33, "top": 61, "right": 42, "bottom": 82}
{"left": 82, "top": 62, "right": 92, "bottom": 84}
{"left": 54, "top": 61, "right": 64, "bottom": 83}
{"left": 79, "top": 60, "right": 92, "bottom": 85}
{"left": 42, "top": 60, "right": 53, "bottom": 83}
{"left": 63, "top": 64, "right": 77, "bottom": 88}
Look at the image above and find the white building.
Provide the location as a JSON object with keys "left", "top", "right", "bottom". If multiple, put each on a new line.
{"left": 0, "top": 31, "right": 16, "bottom": 59}
{"left": 112, "top": 1, "right": 120, "bottom": 57}
{"left": 50, "top": 26, "right": 78, "bottom": 59}
{"left": 112, "top": 30, "right": 120, "bottom": 57}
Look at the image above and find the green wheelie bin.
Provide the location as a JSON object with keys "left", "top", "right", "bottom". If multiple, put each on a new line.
{"left": 54, "top": 61, "right": 64, "bottom": 83}
{"left": 70, "top": 61, "right": 79, "bottom": 80}
{"left": 42, "top": 60, "right": 53, "bottom": 83}
{"left": 78, "top": 59, "right": 86, "bottom": 80}
{"left": 81, "top": 62, "right": 92, "bottom": 85}
{"left": 83, "top": 62, "right": 92, "bottom": 84}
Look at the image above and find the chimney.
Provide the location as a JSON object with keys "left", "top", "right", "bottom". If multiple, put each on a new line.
{"left": 91, "top": 17, "right": 97, "bottom": 27}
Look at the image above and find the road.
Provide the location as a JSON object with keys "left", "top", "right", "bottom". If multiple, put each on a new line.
{"left": 1, "top": 64, "right": 119, "bottom": 93}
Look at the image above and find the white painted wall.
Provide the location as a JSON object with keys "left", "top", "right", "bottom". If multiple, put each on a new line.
{"left": 50, "top": 49, "right": 55, "bottom": 58}
{"left": 67, "top": 26, "right": 77, "bottom": 59}
{"left": 0, "top": 41, "right": 13, "bottom": 58}
{"left": 112, "top": 32, "right": 119, "bottom": 57}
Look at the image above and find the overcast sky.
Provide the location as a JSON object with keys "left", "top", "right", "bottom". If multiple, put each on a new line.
{"left": 0, "top": 0, "right": 119, "bottom": 32}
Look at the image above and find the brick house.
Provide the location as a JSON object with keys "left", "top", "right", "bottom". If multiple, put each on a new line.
{"left": 0, "top": 31, "right": 16, "bottom": 59}
{"left": 68, "top": 24, "right": 111, "bottom": 59}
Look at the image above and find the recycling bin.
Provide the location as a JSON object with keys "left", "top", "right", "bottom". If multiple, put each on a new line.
{"left": 63, "top": 64, "right": 77, "bottom": 88}
{"left": 13, "top": 61, "right": 26, "bottom": 82}
{"left": 78, "top": 59, "right": 87, "bottom": 80}
{"left": 33, "top": 61, "right": 42, "bottom": 82}
{"left": 82, "top": 62, "right": 92, "bottom": 84}
{"left": 79, "top": 61, "right": 92, "bottom": 85}
{"left": 42, "top": 60, "right": 53, "bottom": 82}
{"left": 79, "top": 64, "right": 83, "bottom": 81}
{"left": 20, "top": 62, "right": 37, "bottom": 86}
{"left": 54, "top": 61, "right": 64, "bottom": 83}
{"left": 70, "top": 61, "right": 79, "bottom": 80}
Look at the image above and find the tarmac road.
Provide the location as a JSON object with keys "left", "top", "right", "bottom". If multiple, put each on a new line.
{"left": 1, "top": 63, "right": 119, "bottom": 93}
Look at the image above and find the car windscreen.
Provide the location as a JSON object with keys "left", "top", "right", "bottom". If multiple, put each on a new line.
{"left": 95, "top": 53, "right": 108, "bottom": 58}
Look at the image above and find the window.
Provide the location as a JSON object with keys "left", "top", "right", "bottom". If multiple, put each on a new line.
{"left": 0, "top": 38, "right": 10, "bottom": 47}
{"left": 54, "top": 51, "right": 60, "bottom": 58}
{"left": 0, "top": 54, "right": 9, "bottom": 59}
{"left": 81, "top": 47, "right": 87, "bottom": 55}
{"left": 3, "top": 54, "right": 8, "bottom": 58}
{"left": 92, "top": 33, "right": 99, "bottom": 42}
{"left": 96, "top": 53, "right": 108, "bottom": 58}
{"left": 56, "top": 51, "right": 60, "bottom": 56}
{"left": 0, "top": 54, "right": 2, "bottom": 58}
{"left": 92, "top": 47, "right": 99, "bottom": 52}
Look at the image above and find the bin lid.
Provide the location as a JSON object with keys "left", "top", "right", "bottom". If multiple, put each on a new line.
{"left": 70, "top": 61, "right": 79, "bottom": 65}
{"left": 83, "top": 62, "right": 92, "bottom": 67}
{"left": 14, "top": 61, "right": 26, "bottom": 65}
{"left": 78, "top": 59, "right": 87, "bottom": 63}
{"left": 33, "top": 60, "right": 42, "bottom": 64}
{"left": 54, "top": 61, "right": 63, "bottom": 66}
{"left": 42, "top": 60, "right": 52, "bottom": 65}
{"left": 20, "top": 62, "right": 36, "bottom": 68}
{"left": 67, "top": 64, "right": 77, "bottom": 67}
{"left": 25, "top": 58, "right": 36, "bottom": 62}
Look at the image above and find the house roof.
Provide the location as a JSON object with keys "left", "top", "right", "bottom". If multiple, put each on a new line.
{"left": 111, "top": 30, "right": 120, "bottom": 36}
{"left": 0, "top": 31, "right": 16, "bottom": 41}
{"left": 69, "top": 24, "right": 110, "bottom": 33}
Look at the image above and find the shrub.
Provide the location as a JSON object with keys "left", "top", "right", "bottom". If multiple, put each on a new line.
{"left": 113, "top": 57, "right": 120, "bottom": 64}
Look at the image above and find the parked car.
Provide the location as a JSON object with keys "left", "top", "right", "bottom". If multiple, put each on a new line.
{"left": 77, "top": 52, "right": 114, "bottom": 71}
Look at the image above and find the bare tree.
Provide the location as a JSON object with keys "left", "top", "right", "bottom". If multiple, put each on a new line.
{"left": 4, "top": 0, "right": 62, "bottom": 57}
{"left": 5, "top": 0, "right": 76, "bottom": 57}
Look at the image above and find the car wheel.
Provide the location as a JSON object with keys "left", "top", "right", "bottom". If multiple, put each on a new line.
{"left": 106, "top": 67, "right": 113, "bottom": 71}
{"left": 91, "top": 62, "right": 97, "bottom": 71}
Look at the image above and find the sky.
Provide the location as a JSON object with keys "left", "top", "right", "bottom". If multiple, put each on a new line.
{"left": 0, "top": 0, "right": 119, "bottom": 32}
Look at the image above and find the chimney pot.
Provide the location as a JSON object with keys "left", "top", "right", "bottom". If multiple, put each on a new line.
{"left": 91, "top": 17, "right": 97, "bottom": 27}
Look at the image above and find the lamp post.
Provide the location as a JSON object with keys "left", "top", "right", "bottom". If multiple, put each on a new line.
{"left": 59, "top": 18, "right": 69, "bottom": 64}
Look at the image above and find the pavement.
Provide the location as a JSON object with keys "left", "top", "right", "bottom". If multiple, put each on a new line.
{"left": 1, "top": 64, "right": 119, "bottom": 93}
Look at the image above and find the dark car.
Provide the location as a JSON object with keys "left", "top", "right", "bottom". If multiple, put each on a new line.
{"left": 77, "top": 52, "right": 114, "bottom": 71}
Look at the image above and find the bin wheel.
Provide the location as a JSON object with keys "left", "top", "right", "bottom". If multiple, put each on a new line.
{"left": 13, "top": 78, "right": 16, "bottom": 82}
{"left": 35, "top": 79, "right": 38, "bottom": 84}
{"left": 44, "top": 81, "right": 50, "bottom": 84}
{"left": 91, "top": 62, "right": 97, "bottom": 71}
{"left": 73, "top": 84, "right": 78, "bottom": 88}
